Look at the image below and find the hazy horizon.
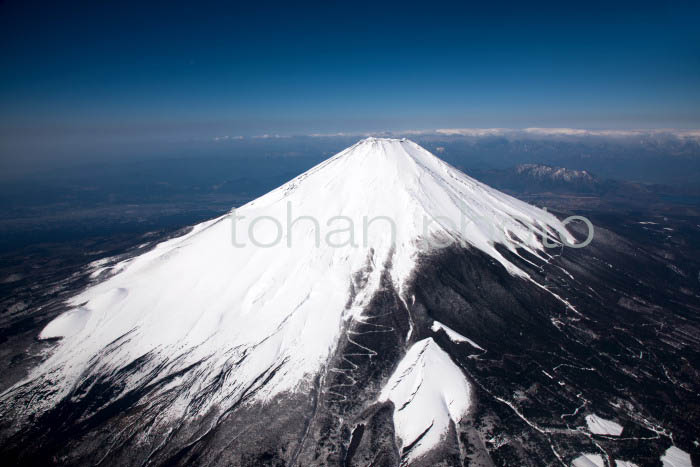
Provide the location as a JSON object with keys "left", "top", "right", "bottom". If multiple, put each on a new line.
{"left": 2, "top": 0, "right": 700, "bottom": 172}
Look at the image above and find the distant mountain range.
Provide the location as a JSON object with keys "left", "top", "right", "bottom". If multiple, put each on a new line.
{"left": 470, "top": 163, "right": 700, "bottom": 215}
{"left": 485, "top": 163, "right": 600, "bottom": 193}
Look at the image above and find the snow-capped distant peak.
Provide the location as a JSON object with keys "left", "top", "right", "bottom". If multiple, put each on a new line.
{"left": 516, "top": 163, "right": 596, "bottom": 183}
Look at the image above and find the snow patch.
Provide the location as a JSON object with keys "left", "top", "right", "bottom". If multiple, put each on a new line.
{"left": 615, "top": 461, "right": 640, "bottom": 467}
{"left": 571, "top": 453, "right": 605, "bottom": 467}
{"left": 661, "top": 446, "right": 692, "bottom": 467}
{"left": 585, "top": 414, "right": 623, "bottom": 436}
{"left": 431, "top": 320, "right": 484, "bottom": 350}
{"left": 379, "top": 338, "right": 471, "bottom": 463}
{"left": 39, "top": 307, "right": 92, "bottom": 339}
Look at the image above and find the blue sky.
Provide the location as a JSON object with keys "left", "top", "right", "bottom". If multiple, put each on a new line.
{"left": 1, "top": 0, "right": 699, "bottom": 151}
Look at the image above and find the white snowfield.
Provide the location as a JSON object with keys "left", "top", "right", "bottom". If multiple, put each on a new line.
{"left": 661, "top": 446, "right": 693, "bottom": 467}
{"left": 378, "top": 338, "right": 471, "bottom": 463}
{"left": 13, "top": 138, "right": 572, "bottom": 435}
{"left": 571, "top": 453, "right": 605, "bottom": 467}
{"left": 615, "top": 461, "right": 640, "bottom": 467}
{"left": 585, "top": 414, "right": 624, "bottom": 436}
{"left": 572, "top": 454, "right": 643, "bottom": 467}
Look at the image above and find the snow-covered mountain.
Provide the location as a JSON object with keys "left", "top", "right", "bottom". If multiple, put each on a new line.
{"left": 2, "top": 138, "right": 698, "bottom": 467}
{"left": 17, "top": 138, "right": 569, "bottom": 416}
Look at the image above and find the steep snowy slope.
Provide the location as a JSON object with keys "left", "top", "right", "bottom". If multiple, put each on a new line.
{"left": 8, "top": 138, "right": 570, "bottom": 421}
{"left": 1, "top": 138, "right": 583, "bottom": 466}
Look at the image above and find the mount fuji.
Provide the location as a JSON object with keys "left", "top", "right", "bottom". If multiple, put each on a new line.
{"left": 1, "top": 138, "right": 698, "bottom": 467}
